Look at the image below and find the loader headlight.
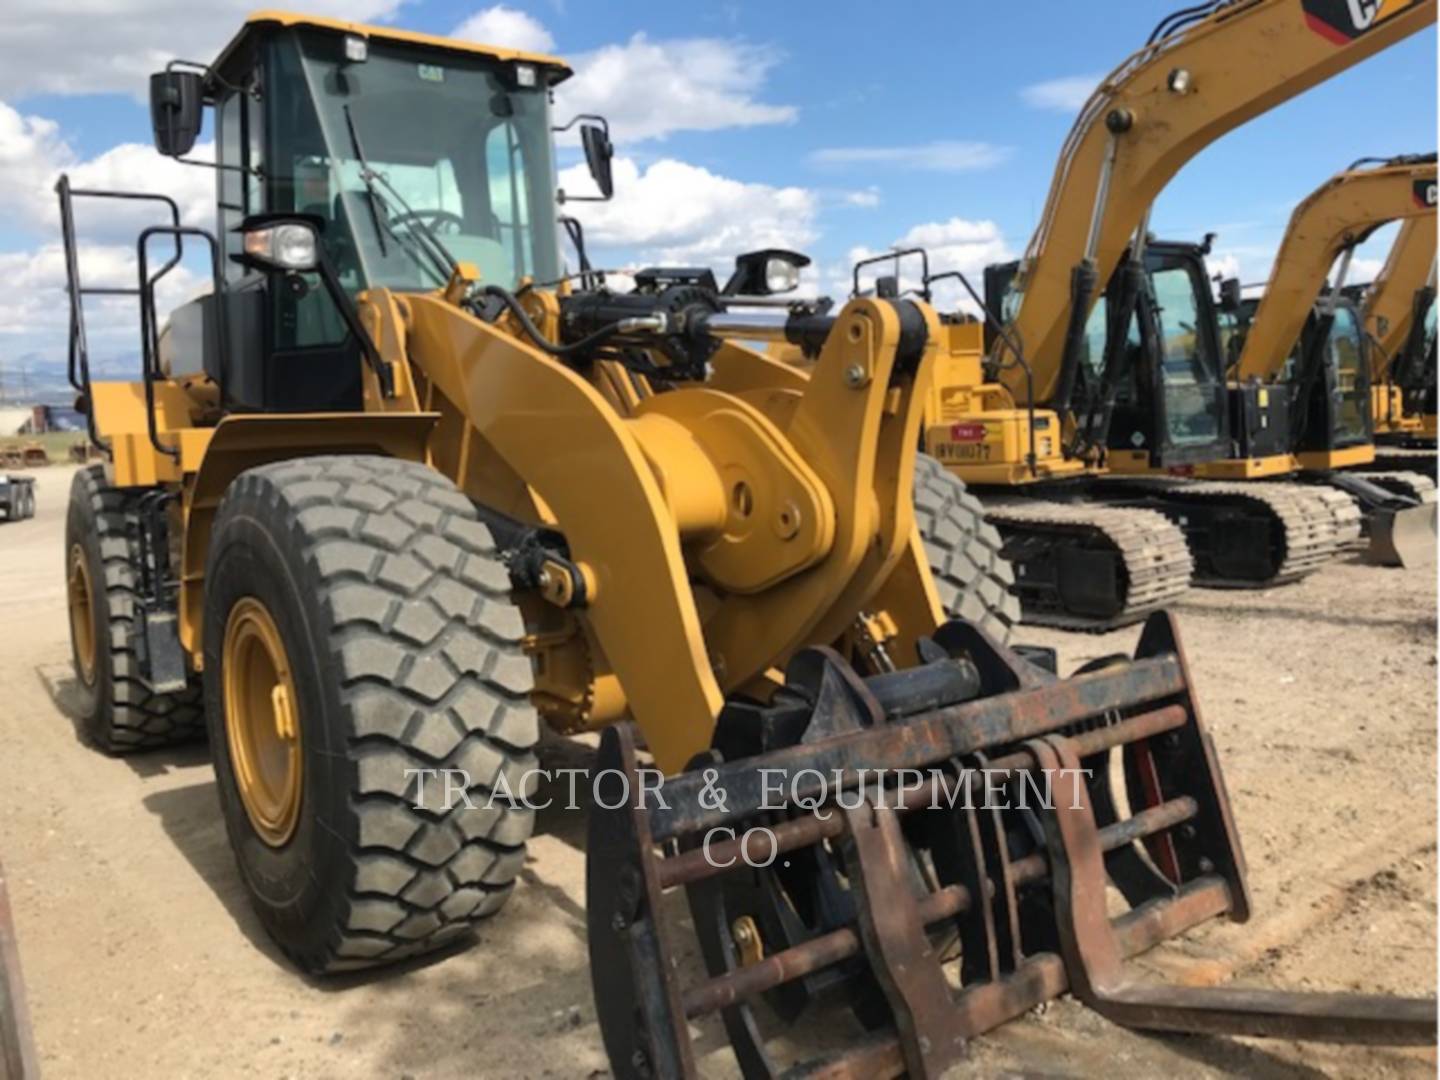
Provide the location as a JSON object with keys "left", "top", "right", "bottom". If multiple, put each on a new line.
{"left": 723, "top": 248, "right": 812, "bottom": 297}
{"left": 240, "top": 221, "right": 319, "bottom": 272}
{"left": 765, "top": 256, "right": 801, "bottom": 294}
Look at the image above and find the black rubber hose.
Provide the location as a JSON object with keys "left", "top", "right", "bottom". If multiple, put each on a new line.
{"left": 480, "top": 285, "right": 633, "bottom": 358}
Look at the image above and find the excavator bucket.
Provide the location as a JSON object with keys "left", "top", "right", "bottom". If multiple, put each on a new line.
{"left": 587, "top": 613, "right": 1436, "bottom": 1078}
{"left": 1367, "top": 502, "right": 1437, "bottom": 567}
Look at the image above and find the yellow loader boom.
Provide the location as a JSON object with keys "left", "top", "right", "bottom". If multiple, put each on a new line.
{"left": 1236, "top": 153, "right": 1438, "bottom": 382}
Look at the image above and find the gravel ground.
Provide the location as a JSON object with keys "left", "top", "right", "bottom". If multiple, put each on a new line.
{"left": 0, "top": 464, "right": 1434, "bottom": 1078}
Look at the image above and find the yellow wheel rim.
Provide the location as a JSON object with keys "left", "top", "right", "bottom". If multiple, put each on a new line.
{"left": 67, "top": 544, "right": 97, "bottom": 686}
{"left": 222, "top": 597, "right": 303, "bottom": 847}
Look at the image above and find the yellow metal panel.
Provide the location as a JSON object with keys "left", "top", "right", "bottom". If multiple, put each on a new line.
{"left": 635, "top": 389, "right": 834, "bottom": 594}
{"left": 1295, "top": 445, "right": 1375, "bottom": 470}
{"left": 1194, "top": 455, "right": 1299, "bottom": 480}
{"left": 89, "top": 379, "right": 203, "bottom": 488}
{"left": 923, "top": 404, "right": 1084, "bottom": 486}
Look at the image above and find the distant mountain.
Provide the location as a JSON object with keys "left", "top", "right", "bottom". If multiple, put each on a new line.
{"left": 0, "top": 350, "right": 142, "bottom": 407}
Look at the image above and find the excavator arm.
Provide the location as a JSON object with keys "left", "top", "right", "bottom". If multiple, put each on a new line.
{"left": 1364, "top": 214, "right": 1437, "bottom": 379}
{"left": 1001, "top": 0, "right": 1435, "bottom": 408}
{"left": 1235, "top": 154, "right": 1438, "bottom": 381}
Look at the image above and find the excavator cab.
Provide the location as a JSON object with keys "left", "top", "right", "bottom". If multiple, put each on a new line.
{"left": 1289, "top": 295, "right": 1375, "bottom": 455}
{"left": 1095, "top": 244, "right": 1230, "bottom": 468}
{"left": 986, "top": 247, "right": 1231, "bottom": 470}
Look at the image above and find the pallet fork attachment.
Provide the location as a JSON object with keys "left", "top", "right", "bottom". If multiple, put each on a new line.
{"left": 587, "top": 613, "right": 1436, "bottom": 1078}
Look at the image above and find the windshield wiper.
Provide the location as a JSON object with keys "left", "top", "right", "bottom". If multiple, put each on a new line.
{"left": 341, "top": 104, "right": 389, "bottom": 260}
{"left": 341, "top": 104, "right": 457, "bottom": 286}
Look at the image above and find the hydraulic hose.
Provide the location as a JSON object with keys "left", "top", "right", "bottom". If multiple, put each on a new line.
{"left": 480, "top": 285, "right": 643, "bottom": 358}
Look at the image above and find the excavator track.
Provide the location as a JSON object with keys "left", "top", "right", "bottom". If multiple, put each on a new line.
{"left": 1108, "top": 479, "right": 1360, "bottom": 588}
{"left": 1371, "top": 446, "right": 1438, "bottom": 479}
{"left": 1347, "top": 470, "right": 1438, "bottom": 505}
{"left": 983, "top": 501, "right": 1193, "bottom": 632}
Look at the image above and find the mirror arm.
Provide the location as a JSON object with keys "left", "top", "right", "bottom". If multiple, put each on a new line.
{"left": 551, "top": 113, "right": 610, "bottom": 136}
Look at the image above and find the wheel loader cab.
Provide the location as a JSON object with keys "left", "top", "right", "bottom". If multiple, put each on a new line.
{"left": 152, "top": 16, "right": 569, "bottom": 414}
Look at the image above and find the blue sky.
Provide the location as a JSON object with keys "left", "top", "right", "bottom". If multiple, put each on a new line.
{"left": 0, "top": 0, "right": 1434, "bottom": 385}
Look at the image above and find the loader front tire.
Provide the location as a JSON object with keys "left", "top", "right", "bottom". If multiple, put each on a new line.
{"left": 202, "top": 456, "right": 538, "bottom": 974}
{"left": 64, "top": 465, "right": 204, "bottom": 751}
{"left": 914, "top": 453, "right": 1020, "bottom": 644}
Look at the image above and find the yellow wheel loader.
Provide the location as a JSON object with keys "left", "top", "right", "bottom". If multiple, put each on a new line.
{"left": 57, "top": 11, "right": 1433, "bottom": 1075}
{"left": 909, "top": 0, "right": 1436, "bottom": 628}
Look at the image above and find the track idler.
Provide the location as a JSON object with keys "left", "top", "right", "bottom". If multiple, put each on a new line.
{"left": 586, "top": 614, "right": 1436, "bottom": 1078}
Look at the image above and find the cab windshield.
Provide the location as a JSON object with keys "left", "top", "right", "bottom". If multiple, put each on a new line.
{"left": 273, "top": 30, "right": 561, "bottom": 294}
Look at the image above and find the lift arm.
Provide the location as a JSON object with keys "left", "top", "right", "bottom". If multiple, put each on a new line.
{"left": 1000, "top": 0, "right": 1435, "bottom": 408}
{"left": 1236, "top": 154, "right": 1438, "bottom": 382}
{"left": 1363, "top": 215, "right": 1437, "bottom": 379}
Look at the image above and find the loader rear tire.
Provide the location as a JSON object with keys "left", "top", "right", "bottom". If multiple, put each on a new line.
{"left": 64, "top": 465, "right": 204, "bottom": 751}
{"left": 914, "top": 453, "right": 1020, "bottom": 644}
{"left": 202, "top": 456, "right": 538, "bottom": 974}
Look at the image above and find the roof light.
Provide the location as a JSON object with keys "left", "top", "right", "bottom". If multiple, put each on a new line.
{"left": 344, "top": 35, "right": 368, "bottom": 63}
{"left": 514, "top": 63, "right": 537, "bottom": 88}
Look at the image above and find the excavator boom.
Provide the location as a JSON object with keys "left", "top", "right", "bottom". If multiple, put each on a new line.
{"left": 1236, "top": 154, "right": 1438, "bottom": 381}
{"left": 1003, "top": 0, "right": 1435, "bottom": 407}
{"left": 1365, "top": 215, "right": 1438, "bottom": 379}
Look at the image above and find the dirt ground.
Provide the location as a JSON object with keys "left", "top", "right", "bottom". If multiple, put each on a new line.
{"left": 1, "top": 464, "right": 1435, "bottom": 1079}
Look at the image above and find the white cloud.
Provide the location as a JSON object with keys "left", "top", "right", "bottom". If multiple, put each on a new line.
{"left": 558, "top": 156, "right": 817, "bottom": 270}
{"left": 0, "top": 102, "right": 68, "bottom": 220}
{"left": 1347, "top": 256, "right": 1385, "bottom": 283}
{"left": 560, "top": 35, "right": 797, "bottom": 143}
{"left": 1206, "top": 251, "right": 1243, "bottom": 282}
{"left": 0, "top": 242, "right": 203, "bottom": 378}
{"left": 809, "top": 141, "right": 1012, "bottom": 174}
{"left": 0, "top": 0, "right": 405, "bottom": 100}
{"left": 1020, "top": 75, "right": 1100, "bottom": 113}
{"left": 0, "top": 97, "right": 218, "bottom": 376}
{"left": 839, "top": 187, "right": 881, "bottom": 208}
{"left": 451, "top": 6, "right": 556, "bottom": 53}
{"left": 845, "top": 218, "right": 1013, "bottom": 312}
{"left": 0, "top": 99, "right": 215, "bottom": 240}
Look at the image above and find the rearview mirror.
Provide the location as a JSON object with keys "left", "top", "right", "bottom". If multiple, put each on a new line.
{"left": 581, "top": 122, "right": 614, "bottom": 200}
{"left": 1218, "top": 276, "right": 1242, "bottom": 313}
{"left": 149, "top": 70, "right": 204, "bottom": 158}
